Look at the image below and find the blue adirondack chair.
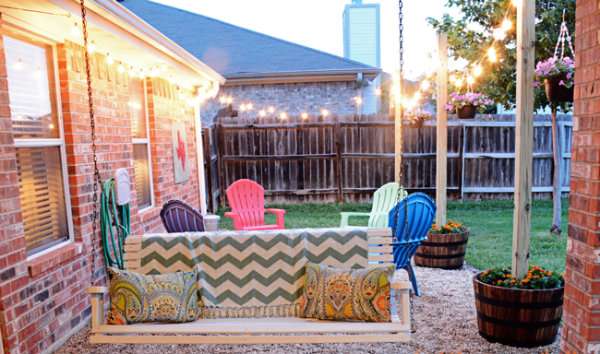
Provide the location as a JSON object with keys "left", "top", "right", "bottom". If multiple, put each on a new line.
{"left": 388, "top": 193, "right": 436, "bottom": 296}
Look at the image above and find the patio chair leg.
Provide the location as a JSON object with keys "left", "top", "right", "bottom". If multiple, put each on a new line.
{"left": 405, "top": 263, "right": 420, "bottom": 296}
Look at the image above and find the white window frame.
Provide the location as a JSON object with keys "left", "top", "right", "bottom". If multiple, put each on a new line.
{"left": 4, "top": 32, "right": 74, "bottom": 259}
{"left": 132, "top": 79, "right": 154, "bottom": 212}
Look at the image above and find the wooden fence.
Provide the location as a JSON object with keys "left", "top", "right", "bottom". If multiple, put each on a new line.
{"left": 202, "top": 115, "right": 572, "bottom": 210}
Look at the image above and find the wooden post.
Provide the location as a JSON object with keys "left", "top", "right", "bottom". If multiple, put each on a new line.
{"left": 216, "top": 122, "right": 227, "bottom": 208}
{"left": 194, "top": 106, "right": 208, "bottom": 214}
{"left": 512, "top": 0, "right": 536, "bottom": 279}
{"left": 334, "top": 119, "right": 344, "bottom": 203}
{"left": 550, "top": 107, "right": 562, "bottom": 234}
{"left": 435, "top": 32, "right": 449, "bottom": 226}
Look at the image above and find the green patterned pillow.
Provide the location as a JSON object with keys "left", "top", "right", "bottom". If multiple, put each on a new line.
{"left": 107, "top": 268, "right": 201, "bottom": 324}
{"left": 299, "top": 263, "right": 394, "bottom": 322}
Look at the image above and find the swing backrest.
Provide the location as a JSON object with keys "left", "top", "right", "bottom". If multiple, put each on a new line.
{"left": 160, "top": 200, "right": 205, "bottom": 233}
{"left": 368, "top": 182, "right": 407, "bottom": 228}
{"left": 388, "top": 192, "right": 436, "bottom": 244}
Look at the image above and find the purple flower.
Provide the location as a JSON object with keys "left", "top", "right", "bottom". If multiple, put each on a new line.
{"left": 446, "top": 91, "right": 494, "bottom": 112}
{"left": 535, "top": 56, "right": 575, "bottom": 88}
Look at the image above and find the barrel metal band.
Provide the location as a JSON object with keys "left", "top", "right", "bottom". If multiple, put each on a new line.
{"left": 415, "top": 252, "right": 466, "bottom": 259}
{"left": 476, "top": 311, "right": 562, "bottom": 328}
{"left": 475, "top": 293, "right": 564, "bottom": 309}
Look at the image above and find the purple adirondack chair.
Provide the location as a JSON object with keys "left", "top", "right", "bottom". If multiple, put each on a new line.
{"left": 160, "top": 200, "right": 205, "bottom": 233}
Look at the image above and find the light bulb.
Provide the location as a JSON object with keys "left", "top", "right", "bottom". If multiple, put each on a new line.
{"left": 70, "top": 22, "right": 79, "bottom": 38}
{"left": 88, "top": 41, "right": 96, "bottom": 54}
{"left": 267, "top": 106, "right": 275, "bottom": 114}
{"left": 501, "top": 18, "right": 512, "bottom": 31}
{"left": 511, "top": 0, "right": 521, "bottom": 7}
{"left": 12, "top": 59, "right": 24, "bottom": 71}
{"left": 487, "top": 47, "right": 498, "bottom": 63}
{"left": 493, "top": 28, "right": 507, "bottom": 41}
{"left": 321, "top": 109, "right": 330, "bottom": 117}
{"left": 374, "top": 88, "right": 382, "bottom": 96}
{"left": 354, "top": 96, "right": 363, "bottom": 105}
{"left": 279, "top": 112, "right": 288, "bottom": 120}
{"left": 48, "top": 123, "right": 55, "bottom": 130}
{"left": 246, "top": 103, "right": 253, "bottom": 110}
{"left": 420, "top": 80, "right": 431, "bottom": 91}
{"left": 219, "top": 96, "right": 227, "bottom": 104}
{"left": 301, "top": 112, "right": 309, "bottom": 120}
{"left": 105, "top": 53, "right": 114, "bottom": 65}
{"left": 117, "top": 64, "right": 125, "bottom": 73}
{"left": 226, "top": 96, "right": 233, "bottom": 105}
{"left": 455, "top": 78, "right": 464, "bottom": 88}
{"left": 259, "top": 109, "right": 267, "bottom": 117}
{"left": 473, "top": 64, "right": 483, "bottom": 77}
{"left": 467, "top": 75, "right": 475, "bottom": 85}
{"left": 239, "top": 104, "right": 247, "bottom": 112}
{"left": 449, "top": 74, "right": 457, "bottom": 83}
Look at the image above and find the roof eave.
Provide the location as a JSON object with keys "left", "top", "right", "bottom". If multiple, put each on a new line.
{"left": 223, "top": 69, "right": 381, "bottom": 86}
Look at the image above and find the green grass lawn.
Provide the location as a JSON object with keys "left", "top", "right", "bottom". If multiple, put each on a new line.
{"left": 216, "top": 198, "right": 568, "bottom": 272}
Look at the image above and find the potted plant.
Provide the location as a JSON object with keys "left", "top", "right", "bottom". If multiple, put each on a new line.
{"left": 404, "top": 110, "right": 432, "bottom": 129}
{"left": 535, "top": 56, "right": 574, "bottom": 104}
{"left": 474, "top": 266, "right": 564, "bottom": 347}
{"left": 415, "top": 220, "right": 469, "bottom": 269}
{"left": 446, "top": 92, "right": 493, "bottom": 119}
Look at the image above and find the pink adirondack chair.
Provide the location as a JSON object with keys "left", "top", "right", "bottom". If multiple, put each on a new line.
{"left": 224, "top": 179, "right": 286, "bottom": 231}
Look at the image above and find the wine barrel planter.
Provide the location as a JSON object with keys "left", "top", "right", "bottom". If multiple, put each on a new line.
{"left": 473, "top": 275, "right": 564, "bottom": 348}
{"left": 457, "top": 104, "right": 476, "bottom": 119}
{"left": 414, "top": 230, "right": 469, "bottom": 269}
{"left": 544, "top": 72, "right": 573, "bottom": 103}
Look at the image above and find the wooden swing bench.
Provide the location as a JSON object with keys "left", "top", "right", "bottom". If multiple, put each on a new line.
{"left": 88, "top": 227, "right": 411, "bottom": 345}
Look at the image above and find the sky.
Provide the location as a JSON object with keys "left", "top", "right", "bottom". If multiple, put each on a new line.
{"left": 152, "top": 0, "right": 448, "bottom": 79}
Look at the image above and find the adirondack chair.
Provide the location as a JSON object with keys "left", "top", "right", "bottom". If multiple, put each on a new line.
{"left": 160, "top": 200, "right": 205, "bottom": 233}
{"left": 388, "top": 193, "right": 436, "bottom": 296}
{"left": 225, "top": 179, "right": 286, "bottom": 231}
{"left": 339, "top": 182, "right": 407, "bottom": 228}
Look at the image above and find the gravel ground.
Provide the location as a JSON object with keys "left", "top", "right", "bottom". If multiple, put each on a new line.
{"left": 56, "top": 265, "right": 560, "bottom": 354}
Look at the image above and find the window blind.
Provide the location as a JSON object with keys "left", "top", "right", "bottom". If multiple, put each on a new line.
{"left": 16, "top": 147, "right": 68, "bottom": 254}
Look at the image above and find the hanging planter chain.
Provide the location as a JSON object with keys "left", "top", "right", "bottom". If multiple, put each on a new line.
{"left": 553, "top": 9, "right": 574, "bottom": 60}
{"left": 79, "top": 0, "right": 103, "bottom": 286}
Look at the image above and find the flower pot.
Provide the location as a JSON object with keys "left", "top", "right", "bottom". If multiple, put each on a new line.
{"left": 457, "top": 104, "right": 476, "bottom": 119}
{"left": 473, "top": 275, "right": 564, "bottom": 348}
{"left": 414, "top": 229, "right": 469, "bottom": 269}
{"left": 544, "top": 72, "right": 573, "bottom": 104}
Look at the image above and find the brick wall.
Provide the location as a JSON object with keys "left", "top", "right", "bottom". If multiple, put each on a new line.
{"left": 0, "top": 39, "right": 202, "bottom": 354}
{"left": 562, "top": 0, "right": 600, "bottom": 352}
{"left": 201, "top": 81, "right": 365, "bottom": 125}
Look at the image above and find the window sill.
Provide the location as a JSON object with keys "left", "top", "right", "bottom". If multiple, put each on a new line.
{"left": 27, "top": 242, "right": 83, "bottom": 278}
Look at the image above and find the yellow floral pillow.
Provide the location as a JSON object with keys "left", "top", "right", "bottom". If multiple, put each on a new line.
{"left": 299, "top": 263, "right": 394, "bottom": 322}
{"left": 107, "top": 268, "right": 201, "bottom": 324}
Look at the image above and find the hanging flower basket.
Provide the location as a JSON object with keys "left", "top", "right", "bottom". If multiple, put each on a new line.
{"left": 446, "top": 92, "right": 493, "bottom": 120}
{"left": 544, "top": 72, "right": 574, "bottom": 103}
{"left": 474, "top": 267, "right": 564, "bottom": 348}
{"left": 415, "top": 221, "right": 469, "bottom": 269}
{"left": 535, "top": 57, "right": 574, "bottom": 104}
{"left": 457, "top": 104, "right": 476, "bottom": 119}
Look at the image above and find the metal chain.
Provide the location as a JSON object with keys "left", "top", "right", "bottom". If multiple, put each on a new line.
{"left": 553, "top": 9, "right": 574, "bottom": 59}
{"left": 80, "top": 0, "right": 102, "bottom": 286}
{"left": 396, "top": 0, "right": 405, "bottom": 204}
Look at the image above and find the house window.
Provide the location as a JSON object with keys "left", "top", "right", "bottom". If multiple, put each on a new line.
{"left": 5, "top": 35, "right": 71, "bottom": 255}
{"left": 130, "top": 77, "right": 153, "bottom": 210}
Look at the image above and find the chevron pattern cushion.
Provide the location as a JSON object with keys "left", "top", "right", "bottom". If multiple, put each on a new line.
{"left": 107, "top": 268, "right": 201, "bottom": 324}
{"left": 136, "top": 228, "right": 369, "bottom": 318}
{"left": 299, "top": 263, "right": 394, "bottom": 322}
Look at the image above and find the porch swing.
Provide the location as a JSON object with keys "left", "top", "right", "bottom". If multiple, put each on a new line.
{"left": 83, "top": 0, "right": 411, "bottom": 345}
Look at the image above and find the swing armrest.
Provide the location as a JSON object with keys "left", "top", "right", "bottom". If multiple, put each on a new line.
{"left": 391, "top": 274, "right": 411, "bottom": 328}
{"left": 88, "top": 287, "right": 108, "bottom": 331}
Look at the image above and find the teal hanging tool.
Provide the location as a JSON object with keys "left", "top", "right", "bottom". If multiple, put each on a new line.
{"left": 100, "top": 169, "right": 131, "bottom": 269}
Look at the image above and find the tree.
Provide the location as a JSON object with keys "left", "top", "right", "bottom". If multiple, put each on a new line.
{"left": 429, "top": 0, "right": 574, "bottom": 235}
{"left": 428, "top": 0, "right": 575, "bottom": 111}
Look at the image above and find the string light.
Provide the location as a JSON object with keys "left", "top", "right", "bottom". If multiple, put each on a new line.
{"left": 374, "top": 88, "right": 382, "bottom": 96}
{"left": 267, "top": 106, "right": 275, "bottom": 114}
{"left": 493, "top": 28, "right": 507, "bottom": 41}
{"left": 88, "top": 41, "right": 96, "bottom": 54}
{"left": 354, "top": 96, "right": 363, "bottom": 106}
{"left": 48, "top": 123, "right": 55, "bottom": 130}
{"left": 301, "top": 112, "right": 309, "bottom": 120}
{"left": 117, "top": 64, "right": 125, "bottom": 73}
{"left": 473, "top": 64, "right": 483, "bottom": 77}
{"left": 321, "top": 109, "right": 330, "bottom": 117}
{"left": 279, "top": 112, "right": 288, "bottom": 120}
{"left": 246, "top": 103, "right": 254, "bottom": 110}
{"left": 105, "top": 53, "right": 114, "bottom": 65}
{"left": 226, "top": 96, "right": 233, "bottom": 105}
{"left": 449, "top": 74, "right": 457, "bottom": 83}
{"left": 466, "top": 75, "right": 475, "bottom": 86}
{"left": 511, "top": 0, "right": 521, "bottom": 7}
{"left": 70, "top": 22, "right": 79, "bottom": 38}
{"left": 455, "top": 78, "right": 464, "bottom": 88}
{"left": 487, "top": 46, "right": 498, "bottom": 63}
{"left": 420, "top": 80, "right": 431, "bottom": 91}
{"left": 258, "top": 109, "right": 267, "bottom": 117}
{"left": 501, "top": 18, "right": 513, "bottom": 31}
{"left": 239, "top": 103, "right": 247, "bottom": 112}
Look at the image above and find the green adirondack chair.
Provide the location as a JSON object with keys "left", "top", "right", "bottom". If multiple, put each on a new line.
{"left": 340, "top": 182, "right": 407, "bottom": 228}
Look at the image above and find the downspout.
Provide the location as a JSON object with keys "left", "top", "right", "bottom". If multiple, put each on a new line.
{"left": 193, "top": 103, "right": 208, "bottom": 215}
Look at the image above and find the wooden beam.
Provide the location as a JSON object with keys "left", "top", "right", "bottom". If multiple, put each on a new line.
{"left": 436, "top": 32, "right": 449, "bottom": 226}
{"left": 512, "top": 0, "right": 536, "bottom": 279}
